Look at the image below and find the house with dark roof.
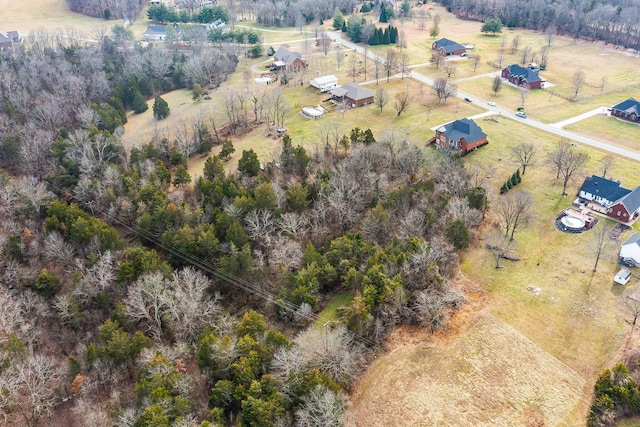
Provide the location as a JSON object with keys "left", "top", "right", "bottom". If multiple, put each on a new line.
{"left": 330, "top": 83, "right": 374, "bottom": 107}
{"left": 0, "top": 31, "right": 21, "bottom": 49}
{"left": 611, "top": 98, "right": 640, "bottom": 123}
{"left": 432, "top": 38, "right": 466, "bottom": 56}
{"left": 143, "top": 25, "right": 168, "bottom": 42}
{"left": 273, "top": 47, "right": 307, "bottom": 72}
{"left": 501, "top": 64, "right": 542, "bottom": 89}
{"left": 620, "top": 233, "right": 640, "bottom": 267}
{"left": 429, "top": 118, "right": 488, "bottom": 155}
{"left": 578, "top": 175, "right": 640, "bottom": 222}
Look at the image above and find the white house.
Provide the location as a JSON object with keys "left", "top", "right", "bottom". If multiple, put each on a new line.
{"left": 620, "top": 233, "right": 640, "bottom": 267}
{"left": 310, "top": 75, "right": 338, "bottom": 92}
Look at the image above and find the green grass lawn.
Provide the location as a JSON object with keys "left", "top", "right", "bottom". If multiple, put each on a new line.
{"left": 313, "top": 291, "right": 354, "bottom": 328}
{"left": 566, "top": 115, "right": 640, "bottom": 151}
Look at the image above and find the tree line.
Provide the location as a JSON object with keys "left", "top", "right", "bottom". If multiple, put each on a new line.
{"left": 66, "top": 0, "right": 146, "bottom": 21}
{"left": 437, "top": 0, "right": 640, "bottom": 49}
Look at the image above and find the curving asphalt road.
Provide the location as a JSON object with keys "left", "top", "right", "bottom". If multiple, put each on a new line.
{"left": 330, "top": 31, "right": 640, "bottom": 162}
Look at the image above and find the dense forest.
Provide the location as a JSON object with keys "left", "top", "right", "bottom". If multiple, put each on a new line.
{"left": 67, "top": 0, "right": 147, "bottom": 21}
{"left": 0, "top": 20, "right": 483, "bottom": 426}
{"left": 437, "top": 0, "right": 640, "bottom": 49}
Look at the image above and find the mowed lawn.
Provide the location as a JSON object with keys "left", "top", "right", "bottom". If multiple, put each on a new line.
{"left": 0, "top": 0, "right": 122, "bottom": 34}
{"left": 565, "top": 114, "right": 640, "bottom": 151}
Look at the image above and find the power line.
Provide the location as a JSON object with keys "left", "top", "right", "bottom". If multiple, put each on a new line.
{"left": 47, "top": 178, "right": 383, "bottom": 351}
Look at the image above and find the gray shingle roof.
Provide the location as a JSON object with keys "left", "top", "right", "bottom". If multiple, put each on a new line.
{"left": 274, "top": 47, "right": 305, "bottom": 67}
{"left": 504, "top": 64, "right": 541, "bottom": 83}
{"left": 433, "top": 38, "right": 465, "bottom": 53}
{"left": 616, "top": 186, "right": 640, "bottom": 213}
{"left": 439, "top": 118, "right": 486, "bottom": 143}
{"left": 144, "top": 25, "right": 167, "bottom": 36}
{"left": 342, "top": 83, "right": 373, "bottom": 101}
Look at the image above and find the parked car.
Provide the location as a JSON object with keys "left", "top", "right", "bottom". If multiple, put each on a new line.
{"left": 460, "top": 53, "right": 468, "bottom": 57}
{"left": 464, "top": 97, "right": 472, "bottom": 102}
{"left": 487, "top": 101, "right": 496, "bottom": 107}
{"left": 515, "top": 111, "right": 527, "bottom": 118}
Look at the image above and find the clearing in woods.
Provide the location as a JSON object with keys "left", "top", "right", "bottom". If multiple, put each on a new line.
{"left": 346, "top": 314, "right": 585, "bottom": 427}
{"left": 0, "top": 0, "right": 112, "bottom": 34}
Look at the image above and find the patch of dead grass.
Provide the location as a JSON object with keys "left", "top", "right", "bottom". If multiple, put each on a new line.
{"left": 346, "top": 314, "right": 585, "bottom": 427}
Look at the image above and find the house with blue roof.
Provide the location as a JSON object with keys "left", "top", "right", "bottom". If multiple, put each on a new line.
{"left": 578, "top": 175, "right": 640, "bottom": 223}
{"left": 611, "top": 98, "right": 640, "bottom": 123}
{"left": 430, "top": 118, "right": 488, "bottom": 155}
{"left": 432, "top": 38, "right": 466, "bottom": 56}
{"left": 501, "top": 64, "right": 542, "bottom": 89}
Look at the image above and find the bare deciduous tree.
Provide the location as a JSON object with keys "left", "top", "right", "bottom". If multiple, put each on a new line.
{"left": 0, "top": 354, "right": 63, "bottom": 426}
{"left": 520, "top": 46, "right": 532, "bottom": 65}
{"left": 472, "top": 54, "right": 481, "bottom": 72}
{"left": 319, "top": 32, "right": 331, "bottom": 56}
{"left": 496, "top": 190, "right": 533, "bottom": 240}
{"left": 590, "top": 222, "right": 615, "bottom": 272}
{"left": 572, "top": 70, "right": 586, "bottom": 97}
{"left": 394, "top": 92, "right": 413, "bottom": 117}
{"left": 444, "top": 61, "right": 457, "bottom": 78}
{"left": 486, "top": 230, "right": 514, "bottom": 269}
{"left": 124, "top": 272, "right": 169, "bottom": 340}
{"left": 519, "top": 86, "right": 529, "bottom": 107}
{"left": 558, "top": 148, "right": 589, "bottom": 196}
{"left": 384, "top": 48, "right": 397, "bottom": 82}
{"left": 296, "top": 384, "right": 348, "bottom": 427}
{"left": 546, "top": 139, "right": 572, "bottom": 179}
{"left": 546, "top": 24, "right": 557, "bottom": 46}
{"left": 492, "top": 75, "right": 502, "bottom": 96}
{"left": 167, "top": 267, "right": 220, "bottom": 343}
{"left": 511, "top": 142, "right": 537, "bottom": 175}
{"left": 375, "top": 88, "right": 390, "bottom": 112}
{"left": 622, "top": 286, "right": 640, "bottom": 330}
{"left": 599, "top": 154, "right": 615, "bottom": 178}
{"left": 510, "top": 35, "right": 521, "bottom": 53}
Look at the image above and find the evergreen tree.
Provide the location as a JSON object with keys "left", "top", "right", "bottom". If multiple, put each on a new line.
{"left": 342, "top": 21, "right": 347, "bottom": 32}
{"left": 172, "top": 165, "right": 192, "bottom": 187}
{"left": 238, "top": 149, "right": 260, "bottom": 177}
{"left": 368, "top": 29, "right": 379, "bottom": 45}
{"left": 510, "top": 173, "right": 518, "bottom": 187}
{"left": 131, "top": 89, "right": 149, "bottom": 114}
{"left": 332, "top": 10, "right": 344, "bottom": 30}
{"left": 363, "top": 128, "right": 376, "bottom": 145}
{"left": 380, "top": 5, "right": 388, "bottom": 23}
{"left": 153, "top": 96, "right": 170, "bottom": 120}
{"left": 515, "top": 169, "right": 522, "bottom": 183}
{"left": 382, "top": 28, "right": 390, "bottom": 44}
{"left": 445, "top": 219, "right": 470, "bottom": 249}
{"left": 500, "top": 183, "right": 508, "bottom": 194}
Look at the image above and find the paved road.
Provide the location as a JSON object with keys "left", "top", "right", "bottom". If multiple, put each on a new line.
{"left": 330, "top": 31, "right": 640, "bottom": 162}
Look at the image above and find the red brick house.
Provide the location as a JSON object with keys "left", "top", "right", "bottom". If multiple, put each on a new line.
{"left": 429, "top": 118, "right": 488, "bottom": 155}
{"left": 330, "top": 83, "right": 374, "bottom": 107}
{"left": 431, "top": 38, "right": 466, "bottom": 56}
{"left": 273, "top": 47, "right": 307, "bottom": 72}
{"left": 578, "top": 175, "right": 640, "bottom": 222}
{"left": 611, "top": 98, "right": 640, "bottom": 123}
{"left": 501, "top": 64, "right": 542, "bottom": 89}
